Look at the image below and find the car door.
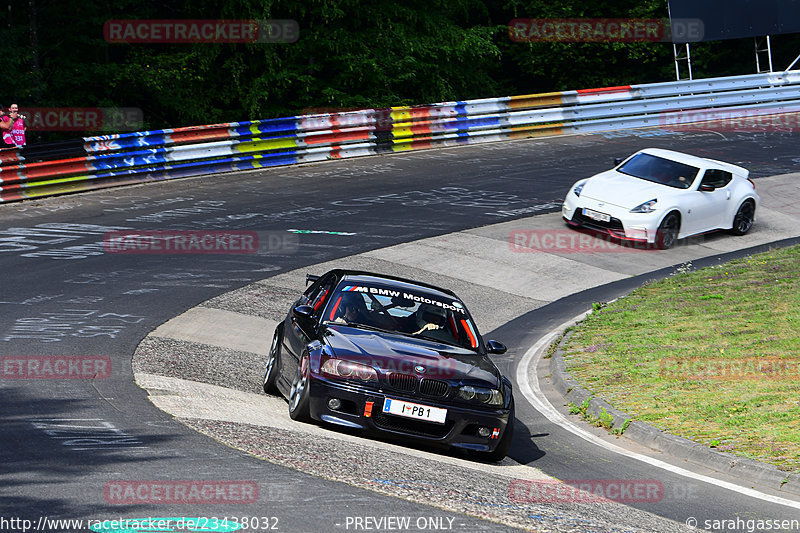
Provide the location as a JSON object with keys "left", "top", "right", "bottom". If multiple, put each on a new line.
{"left": 281, "top": 273, "right": 337, "bottom": 382}
{"left": 696, "top": 169, "right": 733, "bottom": 230}
{"left": 682, "top": 169, "right": 732, "bottom": 235}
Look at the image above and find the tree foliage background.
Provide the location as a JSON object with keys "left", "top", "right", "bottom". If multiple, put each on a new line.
{"left": 3, "top": 0, "right": 800, "bottom": 136}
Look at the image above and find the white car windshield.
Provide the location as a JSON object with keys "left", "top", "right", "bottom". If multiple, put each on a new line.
{"left": 323, "top": 285, "right": 480, "bottom": 350}
{"left": 618, "top": 153, "right": 700, "bottom": 189}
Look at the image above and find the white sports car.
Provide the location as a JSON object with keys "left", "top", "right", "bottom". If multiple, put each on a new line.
{"left": 562, "top": 148, "right": 759, "bottom": 249}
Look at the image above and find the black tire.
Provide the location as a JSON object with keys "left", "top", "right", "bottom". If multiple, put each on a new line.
{"left": 655, "top": 212, "right": 680, "bottom": 250}
{"left": 730, "top": 200, "right": 755, "bottom": 236}
{"left": 262, "top": 326, "right": 282, "bottom": 394}
{"left": 479, "top": 400, "right": 515, "bottom": 462}
{"left": 288, "top": 355, "right": 311, "bottom": 422}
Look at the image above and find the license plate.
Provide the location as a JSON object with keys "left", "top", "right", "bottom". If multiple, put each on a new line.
{"left": 583, "top": 208, "right": 611, "bottom": 222}
{"left": 382, "top": 398, "right": 447, "bottom": 424}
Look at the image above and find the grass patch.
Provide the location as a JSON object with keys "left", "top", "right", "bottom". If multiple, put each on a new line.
{"left": 545, "top": 327, "right": 572, "bottom": 359}
{"left": 567, "top": 397, "right": 631, "bottom": 435}
{"left": 562, "top": 245, "right": 800, "bottom": 472}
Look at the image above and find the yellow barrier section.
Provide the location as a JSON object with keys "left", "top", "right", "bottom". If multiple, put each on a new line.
{"left": 509, "top": 92, "right": 565, "bottom": 109}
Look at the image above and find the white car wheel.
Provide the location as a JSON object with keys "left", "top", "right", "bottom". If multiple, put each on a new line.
{"left": 656, "top": 213, "right": 680, "bottom": 250}
{"left": 730, "top": 200, "right": 755, "bottom": 236}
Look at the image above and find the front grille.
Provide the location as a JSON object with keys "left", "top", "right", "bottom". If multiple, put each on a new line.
{"left": 387, "top": 373, "right": 417, "bottom": 392}
{"left": 572, "top": 210, "right": 625, "bottom": 231}
{"left": 372, "top": 411, "right": 454, "bottom": 439}
{"left": 419, "top": 378, "right": 449, "bottom": 398}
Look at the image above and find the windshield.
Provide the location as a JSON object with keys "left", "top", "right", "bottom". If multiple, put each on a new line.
{"left": 617, "top": 153, "right": 699, "bottom": 189}
{"left": 323, "top": 284, "right": 480, "bottom": 350}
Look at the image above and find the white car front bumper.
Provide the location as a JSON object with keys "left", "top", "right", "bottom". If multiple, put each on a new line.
{"left": 562, "top": 194, "right": 665, "bottom": 244}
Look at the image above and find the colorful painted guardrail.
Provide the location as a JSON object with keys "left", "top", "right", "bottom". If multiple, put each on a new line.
{"left": 2, "top": 70, "right": 800, "bottom": 203}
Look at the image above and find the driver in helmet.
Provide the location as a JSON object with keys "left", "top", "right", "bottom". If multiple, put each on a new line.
{"left": 410, "top": 304, "right": 448, "bottom": 336}
{"left": 333, "top": 292, "right": 370, "bottom": 325}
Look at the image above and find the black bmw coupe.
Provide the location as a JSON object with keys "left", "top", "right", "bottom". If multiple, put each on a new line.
{"left": 262, "top": 269, "right": 515, "bottom": 461}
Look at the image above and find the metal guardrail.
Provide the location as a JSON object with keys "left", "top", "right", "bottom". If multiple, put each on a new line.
{"left": 2, "top": 70, "right": 800, "bottom": 203}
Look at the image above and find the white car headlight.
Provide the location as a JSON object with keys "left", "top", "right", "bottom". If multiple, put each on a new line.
{"left": 573, "top": 181, "right": 587, "bottom": 197}
{"left": 630, "top": 199, "right": 657, "bottom": 213}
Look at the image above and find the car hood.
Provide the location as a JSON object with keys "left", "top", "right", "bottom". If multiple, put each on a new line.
{"left": 324, "top": 325, "right": 501, "bottom": 386}
{"left": 581, "top": 170, "right": 676, "bottom": 210}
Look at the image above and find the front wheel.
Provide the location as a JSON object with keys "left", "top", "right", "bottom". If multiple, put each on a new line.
{"left": 288, "top": 355, "right": 311, "bottom": 422}
{"left": 730, "top": 200, "right": 755, "bottom": 235}
{"left": 262, "top": 326, "right": 282, "bottom": 394}
{"left": 655, "top": 213, "right": 680, "bottom": 250}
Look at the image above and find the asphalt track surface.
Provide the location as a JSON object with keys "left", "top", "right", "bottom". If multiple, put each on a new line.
{"left": 2, "top": 127, "right": 800, "bottom": 532}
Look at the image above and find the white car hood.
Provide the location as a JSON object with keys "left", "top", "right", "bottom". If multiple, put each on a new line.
{"left": 581, "top": 170, "right": 676, "bottom": 210}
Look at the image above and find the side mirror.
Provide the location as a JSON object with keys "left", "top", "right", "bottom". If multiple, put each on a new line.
{"left": 486, "top": 340, "right": 507, "bottom": 355}
{"left": 292, "top": 304, "right": 314, "bottom": 321}
{"left": 699, "top": 184, "right": 716, "bottom": 192}
{"left": 292, "top": 304, "right": 316, "bottom": 333}
{"left": 614, "top": 157, "right": 623, "bottom": 166}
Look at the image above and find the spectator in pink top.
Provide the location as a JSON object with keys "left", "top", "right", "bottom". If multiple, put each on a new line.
{"left": 7, "top": 103, "right": 26, "bottom": 147}
{"left": 0, "top": 105, "right": 12, "bottom": 145}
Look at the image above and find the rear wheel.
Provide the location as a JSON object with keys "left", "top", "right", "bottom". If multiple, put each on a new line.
{"left": 655, "top": 213, "right": 680, "bottom": 249}
{"left": 288, "top": 355, "right": 311, "bottom": 422}
{"left": 478, "top": 400, "right": 515, "bottom": 462}
{"left": 262, "top": 326, "right": 282, "bottom": 394}
{"left": 730, "top": 200, "right": 755, "bottom": 235}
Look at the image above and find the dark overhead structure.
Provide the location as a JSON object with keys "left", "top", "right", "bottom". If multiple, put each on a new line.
{"left": 667, "top": 0, "right": 800, "bottom": 79}
{"left": 669, "top": 0, "right": 800, "bottom": 42}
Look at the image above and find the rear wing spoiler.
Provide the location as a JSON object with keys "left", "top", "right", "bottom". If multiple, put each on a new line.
{"left": 306, "top": 274, "right": 320, "bottom": 286}
{"left": 704, "top": 158, "right": 750, "bottom": 178}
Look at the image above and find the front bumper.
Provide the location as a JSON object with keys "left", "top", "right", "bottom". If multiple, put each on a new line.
{"left": 562, "top": 195, "right": 663, "bottom": 244}
{"left": 306, "top": 377, "right": 512, "bottom": 453}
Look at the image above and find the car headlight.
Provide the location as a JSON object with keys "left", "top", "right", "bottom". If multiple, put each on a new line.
{"left": 630, "top": 199, "right": 657, "bottom": 213}
{"left": 321, "top": 359, "right": 378, "bottom": 382}
{"left": 573, "top": 181, "right": 587, "bottom": 197}
{"left": 457, "top": 385, "right": 503, "bottom": 406}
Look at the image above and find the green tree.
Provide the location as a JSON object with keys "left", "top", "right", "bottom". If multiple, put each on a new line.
{"left": 2, "top": 0, "right": 798, "bottom": 138}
